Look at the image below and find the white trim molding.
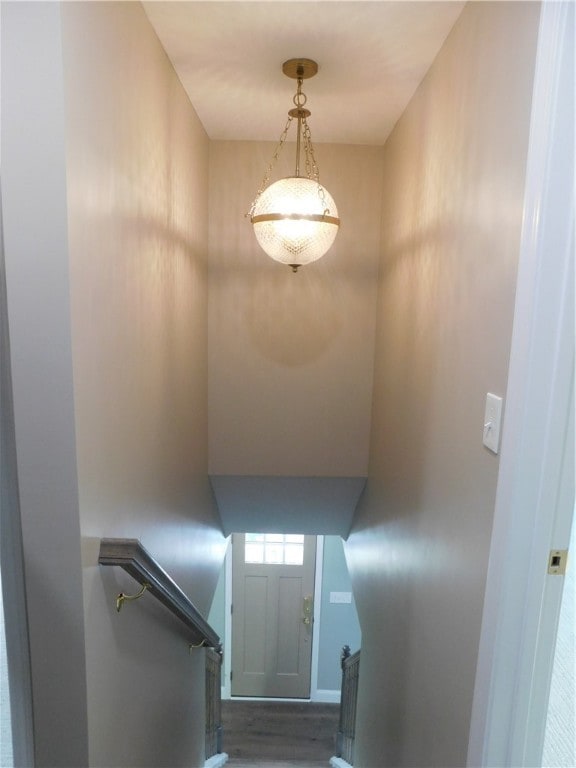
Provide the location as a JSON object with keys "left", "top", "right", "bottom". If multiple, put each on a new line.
{"left": 330, "top": 757, "right": 353, "bottom": 768}
{"left": 314, "top": 689, "right": 341, "bottom": 704}
{"left": 310, "top": 535, "right": 325, "bottom": 701}
{"left": 222, "top": 539, "right": 232, "bottom": 700}
{"left": 204, "top": 752, "right": 229, "bottom": 768}
{"left": 468, "top": 3, "right": 575, "bottom": 766}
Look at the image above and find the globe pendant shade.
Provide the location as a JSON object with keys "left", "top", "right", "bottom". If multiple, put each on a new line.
{"left": 251, "top": 177, "right": 340, "bottom": 268}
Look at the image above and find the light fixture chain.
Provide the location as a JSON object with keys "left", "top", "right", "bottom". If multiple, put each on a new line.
{"left": 302, "top": 118, "right": 314, "bottom": 180}
{"left": 303, "top": 120, "right": 313, "bottom": 181}
{"left": 302, "top": 117, "right": 329, "bottom": 215}
{"left": 248, "top": 116, "right": 293, "bottom": 217}
{"left": 294, "top": 77, "right": 307, "bottom": 109}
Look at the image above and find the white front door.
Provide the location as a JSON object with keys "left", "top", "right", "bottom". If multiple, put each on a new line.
{"left": 231, "top": 533, "right": 316, "bottom": 698}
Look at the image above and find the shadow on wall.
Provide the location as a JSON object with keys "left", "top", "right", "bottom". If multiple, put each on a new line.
{"left": 245, "top": 264, "right": 341, "bottom": 366}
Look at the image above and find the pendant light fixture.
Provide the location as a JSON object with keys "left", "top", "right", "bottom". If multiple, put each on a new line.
{"left": 248, "top": 59, "right": 340, "bottom": 273}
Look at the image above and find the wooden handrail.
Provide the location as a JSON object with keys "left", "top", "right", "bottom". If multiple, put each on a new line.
{"left": 98, "top": 538, "right": 220, "bottom": 648}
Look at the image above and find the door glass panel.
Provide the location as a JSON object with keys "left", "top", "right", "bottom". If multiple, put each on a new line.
{"left": 245, "top": 542, "right": 264, "bottom": 563}
{"left": 244, "top": 533, "right": 304, "bottom": 566}
{"left": 285, "top": 544, "right": 303, "bottom": 564}
{"left": 264, "top": 543, "right": 283, "bottom": 564}
{"left": 245, "top": 533, "right": 265, "bottom": 542}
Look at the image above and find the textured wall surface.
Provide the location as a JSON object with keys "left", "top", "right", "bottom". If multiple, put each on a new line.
{"left": 208, "top": 140, "right": 382, "bottom": 478}
{"left": 61, "top": 3, "right": 226, "bottom": 765}
{"left": 345, "top": 3, "right": 540, "bottom": 766}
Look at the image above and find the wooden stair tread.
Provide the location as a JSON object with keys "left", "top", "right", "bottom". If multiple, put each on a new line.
{"left": 221, "top": 701, "right": 339, "bottom": 761}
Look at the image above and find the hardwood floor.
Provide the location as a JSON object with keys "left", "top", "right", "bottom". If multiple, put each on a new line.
{"left": 221, "top": 699, "right": 340, "bottom": 765}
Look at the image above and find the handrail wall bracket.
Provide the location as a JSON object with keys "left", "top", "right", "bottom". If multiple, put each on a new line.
{"left": 98, "top": 538, "right": 220, "bottom": 649}
{"left": 116, "top": 582, "right": 149, "bottom": 612}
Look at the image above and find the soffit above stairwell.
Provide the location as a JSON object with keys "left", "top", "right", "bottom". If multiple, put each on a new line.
{"left": 210, "top": 476, "right": 366, "bottom": 537}
{"left": 143, "top": 1, "right": 465, "bottom": 145}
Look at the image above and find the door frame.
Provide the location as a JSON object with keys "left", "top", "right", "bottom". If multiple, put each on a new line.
{"left": 222, "top": 535, "right": 328, "bottom": 701}
{"left": 467, "top": 3, "right": 575, "bottom": 765}
{"left": 230, "top": 533, "right": 317, "bottom": 699}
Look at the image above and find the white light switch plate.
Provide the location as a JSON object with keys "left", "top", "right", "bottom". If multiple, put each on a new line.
{"left": 483, "top": 393, "right": 503, "bottom": 454}
{"left": 330, "top": 591, "right": 352, "bottom": 604}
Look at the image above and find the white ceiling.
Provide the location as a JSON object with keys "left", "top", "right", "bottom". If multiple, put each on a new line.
{"left": 143, "top": 1, "right": 465, "bottom": 146}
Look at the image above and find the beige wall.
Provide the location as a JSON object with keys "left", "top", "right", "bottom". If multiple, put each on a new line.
{"left": 208, "top": 140, "right": 382, "bottom": 477}
{"left": 345, "top": 3, "right": 540, "bottom": 766}
{"left": 61, "top": 2, "right": 226, "bottom": 766}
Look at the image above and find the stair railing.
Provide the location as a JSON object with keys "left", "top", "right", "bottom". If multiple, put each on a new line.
{"left": 336, "top": 645, "right": 360, "bottom": 765}
{"left": 205, "top": 645, "right": 223, "bottom": 759}
{"left": 98, "top": 538, "right": 223, "bottom": 759}
{"left": 98, "top": 538, "right": 220, "bottom": 647}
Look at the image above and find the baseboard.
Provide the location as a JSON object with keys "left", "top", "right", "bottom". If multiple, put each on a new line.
{"left": 204, "top": 753, "right": 228, "bottom": 768}
{"left": 312, "top": 689, "right": 341, "bottom": 704}
{"left": 330, "top": 757, "right": 352, "bottom": 768}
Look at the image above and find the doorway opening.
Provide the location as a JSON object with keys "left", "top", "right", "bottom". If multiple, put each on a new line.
{"left": 231, "top": 533, "right": 317, "bottom": 699}
{"left": 208, "top": 533, "right": 361, "bottom": 704}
